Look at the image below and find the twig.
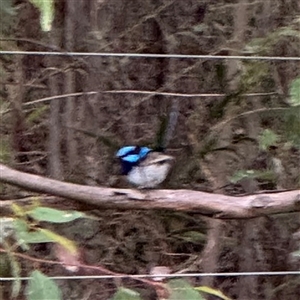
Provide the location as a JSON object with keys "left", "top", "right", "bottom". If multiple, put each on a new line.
{"left": 0, "top": 247, "right": 164, "bottom": 289}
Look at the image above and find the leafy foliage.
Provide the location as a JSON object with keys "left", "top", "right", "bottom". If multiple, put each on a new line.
{"left": 26, "top": 270, "right": 62, "bottom": 300}
{"left": 112, "top": 288, "right": 143, "bottom": 300}
{"left": 230, "top": 169, "right": 275, "bottom": 184}
{"left": 195, "top": 286, "right": 232, "bottom": 300}
{"left": 245, "top": 26, "right": 300, "bottom": 55}
{"left": 29, "top": 0, "right": 54, "bottom": 32}
{"left": 240, "top": 61, "right": 271, "bottom": 91}
{"left": 28, "top": 207, "right": 87, "bottom": 223}
{"left": 289, "top": 77, "right": 300, "bottom": 106}
{"left": 1, "top": 202, "right": 87, "bottom": 298}
{"left": 167, "top": 279, "right": 205, "bottom": 300}
{"left": 258, "top": 129, "right": 279, "bottom": 151}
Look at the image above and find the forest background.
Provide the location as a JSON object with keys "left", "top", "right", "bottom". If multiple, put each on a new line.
{"left": 0, "top": 0, "right": 300, "bottom": 299}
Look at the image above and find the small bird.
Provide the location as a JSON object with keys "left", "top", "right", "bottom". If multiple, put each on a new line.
{"left": 116, "top": 146, "right": 174, "bottom": 188}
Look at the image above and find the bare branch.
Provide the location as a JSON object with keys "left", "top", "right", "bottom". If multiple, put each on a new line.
{"left": 0, "top": 163, "right": 299, "bottom": 219}
{"left": 22, "top": 90, "right": 278, "bottom": 107}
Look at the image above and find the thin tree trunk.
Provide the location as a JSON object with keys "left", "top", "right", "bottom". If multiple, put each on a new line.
{"left": 48, "top": 30, "right": 63, "bottom": 180}
{"left": 64, "top": 0, "right": 77, "bottom": 173}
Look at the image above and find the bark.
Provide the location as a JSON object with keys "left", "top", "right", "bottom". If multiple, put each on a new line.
{"left": 64, "top": 0, "right": 77, "bottom": 172}
{"left": 0, "top": 163, "right": 299, "bottom": 218}
{"left": 8, "top": 56, "right": 27, "bottom": 163}
{"left": 48, "top": 20, "right": 63, "bottom": 179}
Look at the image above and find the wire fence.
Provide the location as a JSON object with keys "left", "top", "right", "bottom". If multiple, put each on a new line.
{"left": 0, "top": 51, "right": 300, "bottom": 60}
{"left": 1, "top": 49, "right": 299, "bottom": 283}
{"left": 1, "top": 271, "right": 300, "bottom": 281}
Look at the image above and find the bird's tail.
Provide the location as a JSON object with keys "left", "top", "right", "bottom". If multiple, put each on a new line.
{"left": 159, "top": 99, "right": 179, "bottom": 151}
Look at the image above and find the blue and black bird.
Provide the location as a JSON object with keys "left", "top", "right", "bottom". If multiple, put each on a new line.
{"left": 116, "top": 146, "right": 174, "bottom": 188}
{"left": 116, "top": 99, "right": 178, "bottom": 188}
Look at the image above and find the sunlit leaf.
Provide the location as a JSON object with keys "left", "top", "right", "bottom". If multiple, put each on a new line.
{"left": 39, "top": 228, "right": 77, "bottom": 254}
{"left": 168, "top": 279, "right": 205, "bottom": 300}
{"left": 21, "top": 230, "right": 54, "bottom": 244}
{"left": 29, "top": 0, "right": 54, "bottom": 32}
{"left": 13, "top": 220, "right": 54, "bottom": 245}
{"left": 11, "top": 203, "right": 26, "bottom": 217}
{"left": 195, "top": 286, "right": 232, "bottom": 300}
{"left": 26, "top": 270, "right": 62, "bottom": 300}
{"left": 28, "top": 207, "right": 87, "bottom": 223}
{"left": 112, "top": 288, "right": 143, "bottom": 300}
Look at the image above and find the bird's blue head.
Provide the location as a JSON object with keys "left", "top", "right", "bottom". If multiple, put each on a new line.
{"left": 116, "top": 146, "right": 152, "bottom": 175}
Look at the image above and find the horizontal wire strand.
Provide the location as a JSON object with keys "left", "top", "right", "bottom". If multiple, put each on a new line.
{"left": 22, "top": 91, "right": 278, "bottom": 107}
{"left": 1, "top": 271, "right": 300, "bottom": 281}
{"left": 1, "top": 45, "right": 299, "bottom": 284}
{"left": 0, "top": 51, "right": 300, "bottom": 60}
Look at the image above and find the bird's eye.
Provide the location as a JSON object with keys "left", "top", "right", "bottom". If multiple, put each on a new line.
{"left": 131, "top": 146, "right": 141, "bottom": 154}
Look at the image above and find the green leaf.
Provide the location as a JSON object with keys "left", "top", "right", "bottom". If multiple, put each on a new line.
{"left": 195, "top": 286, "right": 232, "bottom": 300}
{"left": 13, "top": 219, "right": 30, "bottom": 250}
{"left": 176, "top": 231, "right": 206, "bottom": 243}
{"left": 258, "top": 129, "right": 279, "bottom": 151}
{"left": 21, "top": 230, "right": 55, "bottom": 244}
{"left": 29, "top": 0, "right": 54, "bottom": 32}
{"left": 289, "top": 77, "right": 300, "bottom": 106}
{"left": 28, "top": 207, "right": 86, "bottom": 223}
{"left": 2, "top": 240, "right": 21, "bottom": 298}
{"left": 11, "top": 203, "right": 26, "bottom": 217}
{"left": 167, "top": 279, "right": 205, "bottom": 300}
{"left": 13, "top": 219, "right": 54, "bottom": 245}
{"left": 111, "top": 288, "right": 143, "bottom": 300}
{"left": 230, "top": 170, "right": 256, "bottom": 184}
{"left": 230, "top": 169, "right": 276, "bottom": 184}
{"left": 13, "top": 218, "right": 77, "bottom": 253}
{"left": 26, "top": 270, "right": 62, "bottom": 300}
{"left": 39, "top": 228, "right": 77, "bottom": 254}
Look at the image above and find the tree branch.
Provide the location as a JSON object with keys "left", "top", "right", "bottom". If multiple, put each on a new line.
{"left": 0, "top": 163, "right": 299, "bottom": 219}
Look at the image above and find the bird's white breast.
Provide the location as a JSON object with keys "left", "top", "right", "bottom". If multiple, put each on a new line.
{"left": 127, "top": 162, "right": 172, "bottom": 188}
